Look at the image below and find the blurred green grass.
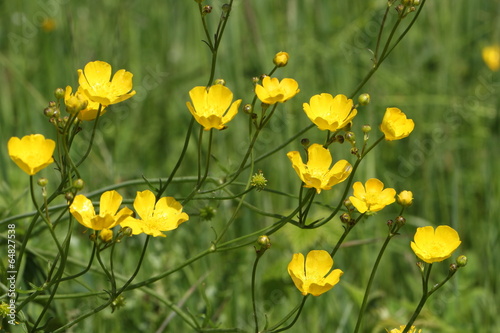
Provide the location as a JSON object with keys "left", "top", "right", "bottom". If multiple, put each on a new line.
{"left": 1, "top": 0, "right": 499, "bottom": 332}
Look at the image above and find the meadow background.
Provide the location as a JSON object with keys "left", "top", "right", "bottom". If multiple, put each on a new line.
{"left": 1, "top": 0, "right": 499, "bottom": 332}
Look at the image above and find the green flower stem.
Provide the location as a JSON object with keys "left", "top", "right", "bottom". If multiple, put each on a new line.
{"left": 251, "top": 250, "right": 265, "bottom": 333}
{"left": 59, "top": 239, "right": 97, "bottom": 282}
{"left": 373, "top": 6, "right": 391, "bottom": 63}
{"left": 156, "top": 117, "right": 195, "bottom": 199}
{"left": 299, "top": 188, "right": 316, "bottom": 226}
{"left": 183, "top": 127, "right": 213, "bottom": 204}
{"left": 95, "top": 244, "right": 116, "bottom": 294}
{"left": 268, "top": 295, "right": 308, "bottom": 332}
{"left": 380, "top": 0, "right": 427, "bottom": 64}
{"left": 349, "top": 0, "right": 427, "bottom": 98}
{"left": 353, "top": 225, "right": 401, "bottom": 333}
{"left": 402, "top": 262, "right": 457, "bottom": 333}
{"left": 329, "top": 215, "right": 363, "bottom": 258}
{"left": 53, "top": 235, "right": 151, "bottom": 333}
{"left": 75, "top": 104, "right": 102, "bottom": 167}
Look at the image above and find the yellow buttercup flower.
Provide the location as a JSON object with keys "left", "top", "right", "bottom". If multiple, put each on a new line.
{"left": 70, "top": 191, "right": 133, "bottom": 231}
{"left": 273, "top": 51, "right": 289, "bottom": 67}
{"left": 349, "top": 178, "right": 396, "bottom": 214}
{"left": 410, "top": 225, "right": 461, "bottom": 264}
{"left": 65, "top": 86, "right": 106, "bottom": 121}
{"left": 287, "top": 143, "right": 352, "bottom": 194}
{"left": 186, "top": 85, "right": 241, "bottom": 130}
{"left": 7, "top": 134, "right": 56, "bottom": 176}
{"left": 482, "top": 45, "right": 500, "bottom": 71}
{"left": 303, "top": 93, "right": 357, "bottom": 131}
{"left": 397, "top": 190, "right": 413, "bottom": 206}
{"left": 120, "top": 190, "right": 189, "bottom": 237}
{"left": 380, "top": 107, "right": 414, "bottom": 141}
{"left": 288, "top": 250, "right": 343, "bottom": 296}
{"left": 78, "top": 60, "right": 136, "bottom": 106}
{"left": 387, "top": 325, "right": 422, "bottom": 333}
{"left": 255, "top": 76, "right": 299, "bottom": 104}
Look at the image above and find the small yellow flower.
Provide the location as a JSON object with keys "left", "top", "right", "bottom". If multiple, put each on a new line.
{"left": 186, "top": 85, "right": 241, "bottom": 130}
{"left": 120, "top": 190, "right": 189, "bottom": 237}
{"left": 303, "top": 93, "right": 357, "bottom": 131}
{"left": 482, "top": 45, "right": 500, "bottom": 71}
{"left": 255, "top": 76, "right": 299, "bottom": 104}
{"left": 7, "top": 134, "right": 56, "bottom": 176}
{"left": 387, "top": 325, "right": 422, "bottom": 333}
{"left": 78, "top": 61, "right": 136, "bottom": 106}
{"left": 397, "top": 190, "right": 413, "bottom": 206}
{"left": 288, "top": 250, "right": 343, "bottom": 296}
{"left": 65, "top": 86, "right": 106, "bottom": 121}
{"left": 273, "top": 51, "right": 289, "bottom": 67}
{"left": 380, "top": 107, "right": 415, "bottom": 141}
{"left": 287, "top": 143, "right": 352, "bottom": 194}
{"left": 349, "top": 178, "right": 396, "bottom": 214}
{"left": 70, "top": 191, "right": 133, "bottom": 231}
{"left": 410, "top": 225, "right": 461, "bottom": 264}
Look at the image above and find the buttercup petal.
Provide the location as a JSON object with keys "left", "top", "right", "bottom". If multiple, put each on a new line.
{"left": 99, "top": 191, "right": 123, "bottom": 216}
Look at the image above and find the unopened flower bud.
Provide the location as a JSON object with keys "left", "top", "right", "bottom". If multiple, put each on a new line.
{"left": 65, "top": 192, "right": 74, "bottom": 202}
{"left": 259, "top": 74, "right": 268, "bottom": 81}
{"left": 397, "top": 190, "right": 413, "bottom": 206}
{"left": 73, "top": 179, "right": 85, "bottom": 190}
{"left": 350, "top": 147, "right": 359, "bottom": 155}
{"left": 222, "top": 4, "right": 231, "bottom": 13}
{"left": 48, "top": 101, "right": 57, "bottom": 108}
{"left": 345, "top": 131, "right": 356, "bottom": 143}
{"left": 243, "top": 104, "right": 253, "bottom": 114}
{"left": 257, "top": 235, "right": 271, "bottom": 250}
{"left": 358, "top": 93, "right": 371, "bottom": 106}
{"left": 252, "top": 77, "right": 260, "bottom": 84}
{"left": 202, "top": 5, "right": 212, "bottom": 14}
{"left": 44, "top": 107, "right": 56, "bottom": 117}
{"left": 340, "top": 212, "right": 350, "bottom": 224}
{"left": 37, "top": 177, "right": 48, "bottom": 187}
{"left": 456, "top": 255, "right": 468, "bottom": 267}
{"left": 387, "top": 219, "right": 394, "bottom": 227}
{"left": 336, "top": 135, "right": 345, "bottom": 143}
{"left": 362, "top": 125, "right": 372, "bottom": 133}
{"left": 343, "top": 199, "right": 353, "bottom": 210}
{"left": 449, "top": 263, "right": 458, "bottom": 273}
{"left": 99, "top": 229, "right": 113, "bottom": 243}
{"left": 54, "top": 88, "right": 65, "bottom": 100}
{"left": 214, "top": 78, "right": 225, "bottom": 86}
{"left": 122, "top": 226, "right": 133, "bottom": 237}
{"left": 395, "top": 215, "right": 406, "bottom": 226}
{"left": 273, "top": 51, "right": 289, "bottom": 67}
{"left": 301, "top": 138, "right": 310, "bottom": 146}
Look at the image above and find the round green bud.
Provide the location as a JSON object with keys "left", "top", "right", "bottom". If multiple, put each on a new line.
{"left": 336, "top": 135, "right": 345, "bottom": 144}
{"left": 345, "top": 131, "right": 356, "bottom": 142}
{"left": 449, "top": 263, "right": 458, "bottom": 273}
{"left": 259, "top": 74, "right": 268, "bottom": 81}
{"left": 37, "top": 177, "right": 49, "bottom": 187}
{"left": 350, "top": 147, "right": 359, "bottom": 155}
{"left": 257, "top": 235, "right": 271, "bottom": 249}
{"left": 65, "top": 192, "right": 74, "bottom": 202}
{"left": 214, "top": 78, "right": 226, "bottom": 86}
{"left": 54, "top": 88, "right": 65, "bottom": 100}
{"left": 243, "top": 104, "right": 253, "bottom": 114}
{"left": 200, "top": 206, "right": 216, "bottom": 221}
{"left": 44, "top": 107, "right": 56, "bottom": 117}
{"left": 222, "top": 4, "right": 231, "bottom": 13}
{"left": 362, "top": 125, "right": 372, "bottom": 133}
{"left": 122, "top": 226, "right": 133, "bottom": 237}
{"left": 343, "top": 199, "right": 353, "bottom": 210}
{"left": 48, "top": 101, "right": 57, "bottom": 108}
{"left": 395, "top": 216, "right": 406, "bottom": 226}
{"left": 301, "top": 138, "right": 310, "bottom": 146}
{"left": 340, "top": 212, "right": 350, "bottom": 224}
{"left": 252, "top": 77, "right": 260, "bottom": 84}
{"left": 202, "top": 5, "right": 212, "bottom": 14}
{"left": 456, "top": 255, "right": 468, "bottom": 267}
{"left": 387, "top": 219, "right": 394, "bottom": 227}
{"left": 358, "top": 93, "right": 371, "bottom": 106}
{"left": 73, "top": 179, "right": 85, "bottom": 190}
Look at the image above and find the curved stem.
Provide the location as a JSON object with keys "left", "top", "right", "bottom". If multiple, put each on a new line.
{"left": 269, "top": 296, "right": 308, "bottom": 332}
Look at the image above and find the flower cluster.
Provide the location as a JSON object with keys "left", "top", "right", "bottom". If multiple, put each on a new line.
{"left": 70, "top": 190, "right": 189, "bottom": 239}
